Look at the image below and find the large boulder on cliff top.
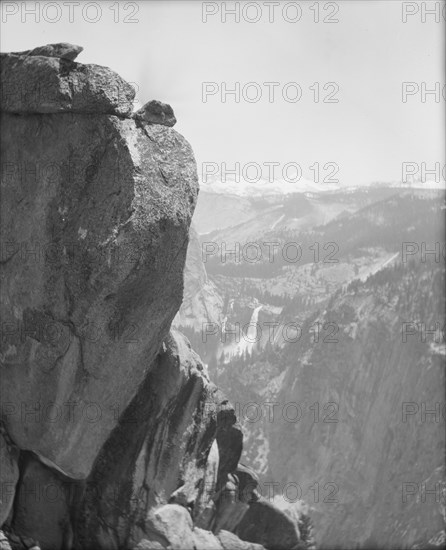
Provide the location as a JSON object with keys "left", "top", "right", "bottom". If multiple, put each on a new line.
{"left": 0, "top": 50, "right": 134, "bottom": 115}
{"left": 134, "top": 100, "right": 177, "bottom": 127}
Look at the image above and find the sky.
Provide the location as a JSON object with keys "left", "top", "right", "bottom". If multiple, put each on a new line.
{"left": 1, "top": 0, "right": 445, "bottom": 188}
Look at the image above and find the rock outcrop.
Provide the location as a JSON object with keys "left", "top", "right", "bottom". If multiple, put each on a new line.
{"left": 0, "top": 44, "right": 299, "bottom": 550}
{"left": 1, "top": 54, "right": 197, "bottom": 478}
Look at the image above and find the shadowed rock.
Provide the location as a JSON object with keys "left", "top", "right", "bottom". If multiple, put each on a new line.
{"left": 10, "top": 454, "right": 72, "bottom": 550}
{"left": 236, "top": 464, "right": 259, "bottom": 503}
{"left": 0, "top": 429, "right": 19, "bottom": 525}
{"left": 236, "top": 499, "right": 301, "bottom": 550}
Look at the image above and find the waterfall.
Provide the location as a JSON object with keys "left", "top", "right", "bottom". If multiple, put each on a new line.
{"left": 246, "top": 305, "right": 262, "bottom": 351}
{"left": 235, "top": 305, "right": 262, "bottom": 357}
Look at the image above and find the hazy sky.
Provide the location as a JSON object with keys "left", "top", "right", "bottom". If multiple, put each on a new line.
{"left": 1, "top": 0, "right": 444, "bottom": 187}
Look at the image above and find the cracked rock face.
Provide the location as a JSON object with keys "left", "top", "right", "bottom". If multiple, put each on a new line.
{"left": 0, "top": 51, "right": 198, "bottom": 480}
{"left": 75, "top": 330, "right": 219, "bottom": 549}
{"left": 75, "top": 330, "right": 251, "bottom": 550}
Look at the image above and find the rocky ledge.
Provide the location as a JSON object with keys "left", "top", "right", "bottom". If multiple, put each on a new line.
{"left": 0, "top": 45, "right": 307, "bottom": 550}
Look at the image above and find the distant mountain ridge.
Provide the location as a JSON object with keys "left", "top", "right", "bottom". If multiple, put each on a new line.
{"left": 199, "top": 176, "right": 445, "bottom": 201}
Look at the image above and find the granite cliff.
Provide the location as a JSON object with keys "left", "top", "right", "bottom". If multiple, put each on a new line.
{"left": 0, "top": 45, "right": 305, "bottom": 550}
